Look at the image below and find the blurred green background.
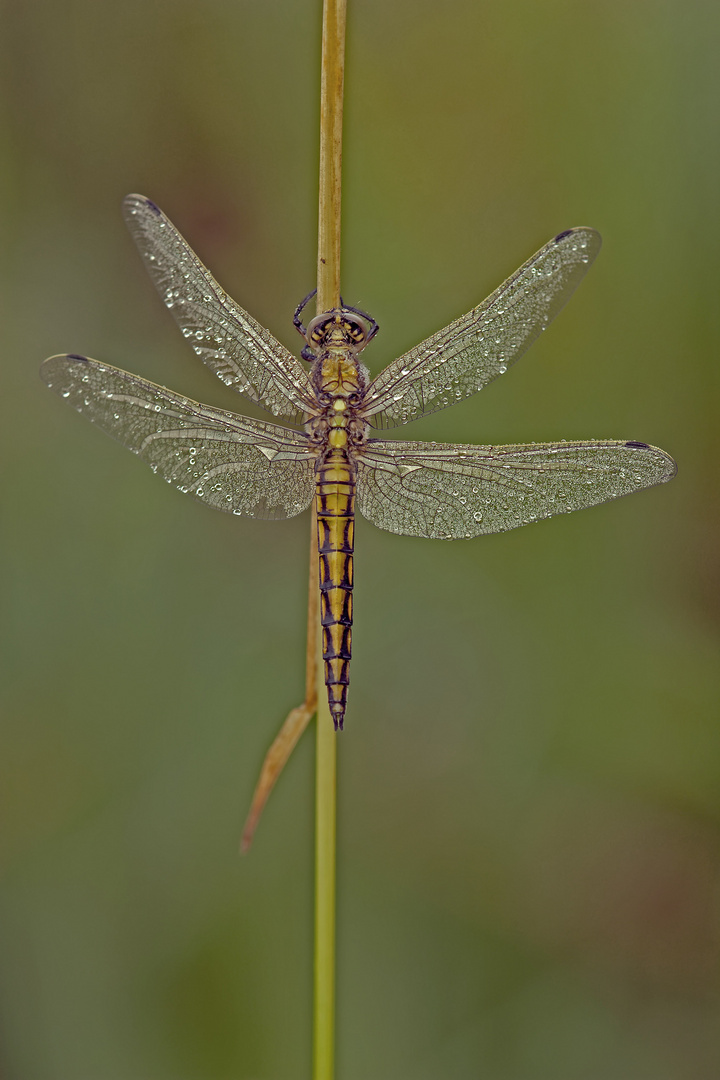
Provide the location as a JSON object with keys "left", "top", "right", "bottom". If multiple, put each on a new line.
{"left": 1, "top": 0, "right": 718, "bottom": 1076}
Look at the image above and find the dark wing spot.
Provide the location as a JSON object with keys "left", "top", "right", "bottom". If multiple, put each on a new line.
{"left": 144, "top": 198, "right": 162, "bottom": 216}
{"left": 67, "top": 353, "right": 89, "bottom": 362}
{"left": 625, "top": 440, "right": 650, "bottom": 449}
{"left": 554, "top": 229, "right": 574, "bottom": 242}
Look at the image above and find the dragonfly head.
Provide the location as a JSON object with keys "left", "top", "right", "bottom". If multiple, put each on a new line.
{"left": 306, "top": 309, "right": 370, "bottom": 353}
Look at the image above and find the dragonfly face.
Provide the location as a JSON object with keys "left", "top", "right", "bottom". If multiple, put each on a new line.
{"left": 41, "top": 196, "right": 677, "bottom": 729}
{"left": 306, "top": 310, "right": 369, "bottom": 351}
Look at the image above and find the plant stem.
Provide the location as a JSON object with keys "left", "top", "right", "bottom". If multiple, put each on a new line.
{"left": 313, "top": 650, "right": 336, "bottom": 1080}
{"left": 314, "top": 4, "right": 346, "bottom": 1077}
{"left": 316, "top": 0, "right": 346, "bottom": 314}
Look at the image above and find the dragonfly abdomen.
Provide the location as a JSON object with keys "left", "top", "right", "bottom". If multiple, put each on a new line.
{"left": 316, "top": 449, "right": 355, "bottom": 730}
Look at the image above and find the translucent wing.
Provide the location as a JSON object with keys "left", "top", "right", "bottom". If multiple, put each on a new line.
{"left": 356, "top": 437, "right": 676, "bottom": 539}
{"left": 123, "top": 194, "right": 315, "bottom": 423}
{"left": 41, "top": 355, "right": 317, "bottom": 520}
{"left": 364, "top": 228, "right": 602, "bottom": 427}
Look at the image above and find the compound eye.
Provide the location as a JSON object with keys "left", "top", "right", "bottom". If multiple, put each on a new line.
{"left": 306, "top": 313, "right": 333, "bottom": 344}
{"left": 310, "top": 321, "right": 328, "bottom": 345}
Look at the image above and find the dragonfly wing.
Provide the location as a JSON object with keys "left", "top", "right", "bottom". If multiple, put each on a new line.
{"left": 364, "top": 228, "right": 601, "bottom": 427}
{"left": 122, "top": 195, "right": 315, "bottom": 423}
{"left": 42, "top": 355, "right": 317, "bottom": 520}
{"left": 356, "top": 437, "right": 676, "bottom": 539}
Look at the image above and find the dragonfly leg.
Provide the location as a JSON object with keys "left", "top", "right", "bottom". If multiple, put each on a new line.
{"left": 293, "top": 288, "right": 317, "bottom": 337}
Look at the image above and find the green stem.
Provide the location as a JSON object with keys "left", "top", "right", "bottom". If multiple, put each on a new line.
{"left": 313, "top": 665, "right": 336, "bottom": 1080}
{"left": 313, "top": 3, "right": 346, "bottom": 1078}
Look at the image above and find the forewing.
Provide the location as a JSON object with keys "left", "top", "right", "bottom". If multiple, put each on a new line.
{"left": 42, "top": 355, "right": 317, "bottom": 520}
{"left": 364, "top": 228, "right": 601, "bottom": 427}
{"left": 123, "top": 194, "right": 315, "bottom": 422}
{"left": 356, "top": 437, "right": 676, "bottom": 539}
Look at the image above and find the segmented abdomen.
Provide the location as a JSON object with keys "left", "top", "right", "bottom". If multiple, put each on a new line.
{"left": 316, "top": 450, "right": 355, "bottom": 730}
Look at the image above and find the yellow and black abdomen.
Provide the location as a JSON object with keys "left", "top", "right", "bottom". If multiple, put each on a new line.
{"left": 316, "top": 446, "right": 355, "bottom": 730}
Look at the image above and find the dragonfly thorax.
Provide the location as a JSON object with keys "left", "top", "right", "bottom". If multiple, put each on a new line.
{"left": 314, "top": 349, "right": 367, "bottom": 401}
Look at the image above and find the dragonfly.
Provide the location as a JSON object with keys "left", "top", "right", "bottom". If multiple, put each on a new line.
{"left": 42, "top": 195, "right": 676, "bottom": 730}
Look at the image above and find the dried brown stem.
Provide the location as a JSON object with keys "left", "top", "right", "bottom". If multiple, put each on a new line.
{"left": 240, "top": 506, "right": 318, "bottom": 853}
